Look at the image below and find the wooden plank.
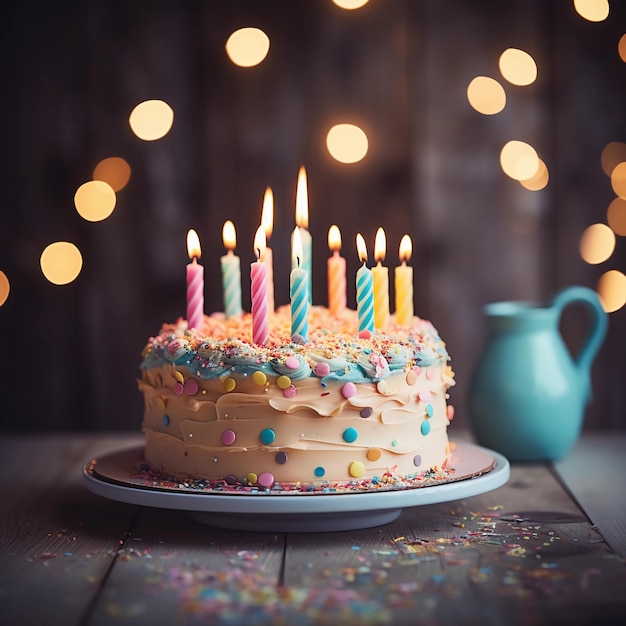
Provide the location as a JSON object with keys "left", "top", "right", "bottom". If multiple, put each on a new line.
{"left": 281, "top": 463, "right": 626, "bottom": 624}
{"left": 554, "top": 432, "right": 626, "bottom": 558}
{"left": 0, "top": 434, "right": 141, "bottom": 626}
{"left": 86, "top": 507, "right": 285, "bottom": 625}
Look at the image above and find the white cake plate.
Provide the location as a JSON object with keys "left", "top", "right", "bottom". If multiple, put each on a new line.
{"left": 83, "top": 441, "right": 509, "bottom": 533}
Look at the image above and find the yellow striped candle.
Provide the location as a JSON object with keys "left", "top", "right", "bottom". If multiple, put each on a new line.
{"left": 327, "top": 225, "right": 346, "bottom": 316}
{"left": 395, "top": 234, "right": 413, "bottom": 326}
{"left": 371, "top": 227, "right": 389, "bottom": 329}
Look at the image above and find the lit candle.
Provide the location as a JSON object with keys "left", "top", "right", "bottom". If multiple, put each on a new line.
{"left": 261, "top": 187, "right": 275, "bottom": 312}
{"left": 327, "top": 225, "right": 346, "bottom": 316}
{"left": 220, "top": 220, "right": 242, "bottom": 319}
{"left": 250, "top": 226, "right": 269, "bottom": 345}
{"left": 186, "top": 228, "right": 204, "bottom": 332}
{"left": 372, "top": 227, "right": 389, "bottom": 329}
{"left": 290, "top": 227, "right": 309, "bottom": 341}
{"left": 395, "top": 234, "right": 414, "bottom": 326}
{"left": 293, "top": 166, "right": 312, "bottom": 303}
{"left": 355, "top": 233, "right": 374, "bottom": 335}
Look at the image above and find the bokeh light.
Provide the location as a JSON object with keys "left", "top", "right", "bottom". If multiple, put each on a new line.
{"left": 597, "top": 270, "right": 626, "bottom": 313}
{"left": 610, "top": 162, "right": 626, "bottom": 198}
{"left": 519, "top": 158, "right": 549, "bottom": 191}
{"left": 332, "top": 0, "right": 369, "bottom": 9}
{"left": 0, "top": 270, "right": 9, "bottom": 307}
{"left": 500, "top": 140, "right": 540, "bottom": 180}
{"left": 579, "top": 223, "right": 616, "bottom": 264}
{"left": 619, "top": 34, "right": 626, "bottom": 63}
{"left": 40, "top": 242, "right": 83, "bottom": 285}
{"left": 600, "top": 141, "right": 626, "bottom": 176}
{"left": 499, "top": 48, "right": 537, "bottom": 86}
{"left": 93, "top": 157, "right": 131, "bottom": 192}
{"left": 326, "top": 124, "right": 369, "bottom": 164}
{"left": 225, "top": 28, "right": 270, "bottom": 67}
{"left": 74, "top": 180, "right": 116, "bottom": 222}
{"left": 574, "top": 0, "right": 610, "bottom": 22}
{"left": 467, "top": 76, "right": 506, "bottom": 115}
{"left": 129, "top": 100, "right": 174, "bottom": 141}
{"left": 607, "top": 197, "right": 626, "bottom": 236}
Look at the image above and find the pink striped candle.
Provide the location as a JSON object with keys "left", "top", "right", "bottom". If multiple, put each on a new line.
{"left": 327, "top": 225, "right": 346, "bottom": 316}
{"left": 186, "top": 229, "right": 204, "bottom": 332}
{"left": 261, "top": 187, "right": 275, "bottom": 312}
{"left": 250, "top": 226, "right": 269, "bottom": 345}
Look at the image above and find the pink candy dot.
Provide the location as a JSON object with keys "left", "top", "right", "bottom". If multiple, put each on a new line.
{"left": 358, "top": 329, "right": 372, "bottom": 339}
{"left": 221, "top": 429, "right": 236, "bottom": 445}
{"left": 447, "top": 405, "right": 455, "bottom": 421}
{"left": 185, "top": 378, "right": 199, "bottom": 395}
{"left": 342, "top": 382, "right": 357, "bottom": 399}
{"left": 173, "top": 382, "right": 184, "bottom": 396}
{"left": 257, "top": 472, "right": 275, "bottom": 488}
{"left": 283, "top": 385, "right": 297, "bottom": 399}
{"left": 315, "top": 362, "right": 331, "bottom": 377}
{"left": 285, "top": 356, "right": 300, "bottom": 370}
{"left": 418, "top": 389, "right": 431, "bottom": 402}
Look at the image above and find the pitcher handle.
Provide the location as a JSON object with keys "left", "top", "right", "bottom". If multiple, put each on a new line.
{"left": 551, "top": 286, "right": 608, "bottom": 401}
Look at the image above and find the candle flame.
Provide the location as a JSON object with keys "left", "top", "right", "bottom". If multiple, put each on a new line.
{"left": 328, "top": 224, "right": 342, "bottom": 252}
{"left": 261, "top": 187, "right": 274, "bottom": 238}
{"left": 292, "top": 226, "right": 303, "bottom": 266}
{"left": 187, "top": 229, "right": 201, "bottom": 260}
{"left": 374, "top": 227, "right": 386, "bottom": 263}
{"left": 356, "top": 233, "right": 368, "bottom": 264}
{"left": 254, "top": 225, "right": 266, "bottom": 262}
{"left": 295, "top": 166, "right": 308, "bottom": 229}
{"left": 222, "top": 220, "right": 236, "bottom": 250}
{"left": 399, "top": 234, "right": 412, "bottom": 263}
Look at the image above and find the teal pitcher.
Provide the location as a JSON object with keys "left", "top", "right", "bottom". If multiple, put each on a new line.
{"left": 468, "top": 286, "right": 608, "bottom": 461}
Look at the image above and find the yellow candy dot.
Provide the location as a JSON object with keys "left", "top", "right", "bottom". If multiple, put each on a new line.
{"left": 173, "top": 370, "right": 184, "bottom": 384}
{"left": 156, "top": 396, "right": 167, "bottom": 410}
{"left": 349, "top": 461, "right": 365, "bottom": 478}
{"left": 367, "top": 448, "right": 382, "bottom": 462}
{"left": 276, "top": 375, "right": 292, "bottom": 389}
{"left": 223, "top": 377, "right": 236, "bottom": 392}
{"left": 253, "top": 371, "right": 267, "bottom": 385}
{"left": 246, "top": 472, "right": 258, "bottom": 485}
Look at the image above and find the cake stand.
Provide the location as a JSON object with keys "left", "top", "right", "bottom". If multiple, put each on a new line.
{"left": 83, "top": 441, "right": 509, "bottom": 533}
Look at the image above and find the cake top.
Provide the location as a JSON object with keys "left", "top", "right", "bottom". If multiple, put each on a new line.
{"left": 140, "top": 305, "right": 451, "bottom": 384}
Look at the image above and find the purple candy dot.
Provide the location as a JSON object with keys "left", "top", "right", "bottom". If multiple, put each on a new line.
{"left": 221, "top": 429, "right": 236, "bottom": 446}
{"left": 185, "top": 378, "right": 199, "bottom": 395}
{"left": 315, "top": 362, "right": 331, "bottom": 377}
{"left": 224, "top": 474, "right": 238, "bottom": 485}
{"left": 342, "top": 382, "right": 357, "bottom": 399}
{"left": 275, "top": 452, "right": 288, "bottom": 464}
{"left": 413, "top": 455, "right": 422, "bottom": 467}
{"left": 285, "top": 356, "right": 300, "bottom": 370}
{"left": 257, "top": 472, "right": 275, "bottom": 488}
{"left": 360, "top": 407, "right": 373, "bottom": 418}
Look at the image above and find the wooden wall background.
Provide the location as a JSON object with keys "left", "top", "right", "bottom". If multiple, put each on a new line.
{"left": 1, "top": 0, "right": 625, "bottom": 433}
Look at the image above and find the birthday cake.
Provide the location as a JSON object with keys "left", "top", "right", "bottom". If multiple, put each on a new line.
{"left": 138, "top": 305, "right": 456, "bottom": 491}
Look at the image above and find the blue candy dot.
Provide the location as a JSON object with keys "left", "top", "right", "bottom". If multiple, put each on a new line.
{"left": 163, "top": 415, "right": 170, "bottom": 426}
{"left": 426, "top": 403, "right": 434, "bottom": 417}
{"left": 343, "top": 427, "right": 358, "bottom": 443}
{"left": 260, "top": 428, "right": 276, "bottom": 445}
{"left": 420, "top": 420, "right": 431, "bottom": 436}
{"left": 314, "top": 466, "right": 325, "bottom": 477}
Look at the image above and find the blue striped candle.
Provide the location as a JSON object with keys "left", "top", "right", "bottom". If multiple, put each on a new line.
{"left": 290, "top": 227, "right": 309, "bottom": 340}
{"left": 221, "top": 220, "right": 242, "bottom": 318}
{"left": 356, "top": 233, "right": 374, "bottom": 334}
{"left": 293, "top": 166, "right": 312, "bottom": 303}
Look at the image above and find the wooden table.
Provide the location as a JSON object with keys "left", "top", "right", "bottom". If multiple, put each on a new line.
{"left": 1, "top": 431, "right": 624, "bottom": 625}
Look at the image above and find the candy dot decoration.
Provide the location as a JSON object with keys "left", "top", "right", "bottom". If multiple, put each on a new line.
{"left": 421, "top": 421, "right": 431, "bottom": 436}
{"left": 253, "top": 371, "right": 267, "bottom": 385}
{"left": 223, "top": 377, "right": 236, "bottom": 392}
{"left": 184, "top": 378, "right": 199, "bottom": 395}
{"left": 275, "top": 452, "right": 288, "bottom": 464}
{"left": 413, "top": 454, "right": 422, "bottom": 467}
{"left": 283, "top": 385, "right": 297, "bottom": 399}
{"left": 426, "top": 403, "right": 434, "bottom": 417}
{"left": 163, "top": 415, "right": 170, "bottom": 426}
{"left": 246, "top": 472, "right": 258, "bottom": 485}
{"left": 360, "top": 407, "right": 373, "bottom": 418}
{"left": 367, "top": 448, "right": 382, "bottom": 461}
{"left": 285, "top": 355, "right": 300, "bottom": 370}
{"left": 314, "top": 466, "right": 325, "bottom": 477}
{"left": 349, "top": 461, "right": 365, "bottom": 478}
{"left": 173, "top": 382, "right": 184, "bottom": 396}
{"left": 221, "top": 429, "right": 236, "bottom": 446}
{"left": 260, "top": 428, "right": 276, "bottom": 445}
{"left": 277, "top": 375, "right": 292, "bottom": 389}
{"left": 314, "top": 362, "right": 331, "bottom": 377}
{"left": 342, "top": 382, "right": 357, "bottom": 399}
{"left": 343, "top": 427, "right": 358, "bottom": 443}
{"left": 257, "top": 472, "right": 275, "bottom": 488}
{"left": 406, "top": 369, "right": 418, "bottom": 385}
